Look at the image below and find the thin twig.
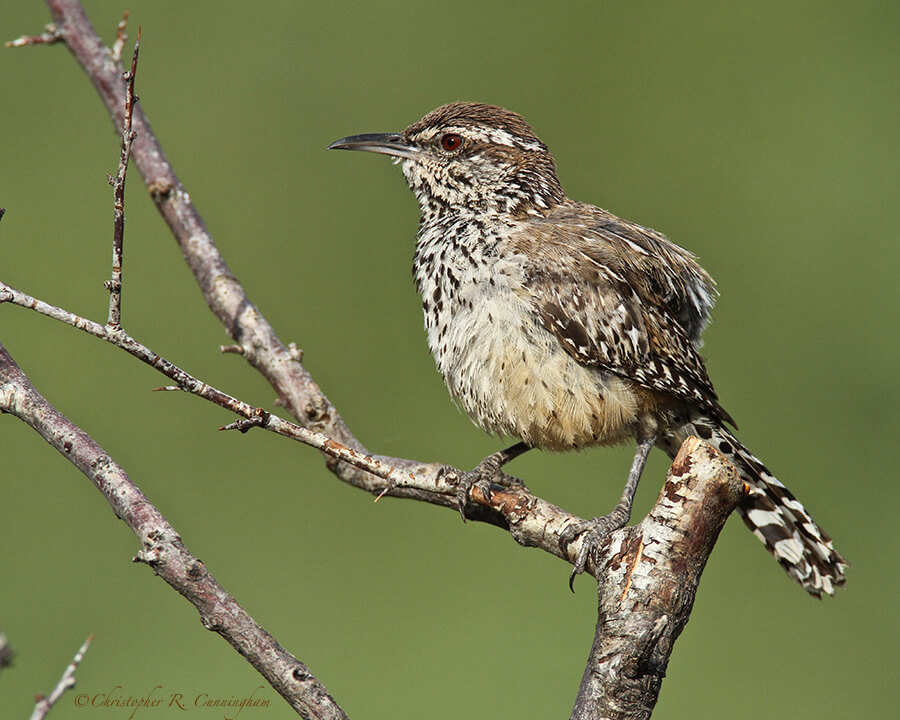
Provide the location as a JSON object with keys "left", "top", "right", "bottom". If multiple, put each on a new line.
{"left": 5, "top": 24, "right": 61, "bottom": 47}
{"left": 0, "top": 281, "right": 394, "bottom": 478}
{"left": 105, "top": 27, "right": 140, "bottom": 328}
{"left": 28, "top": 635, "right": 92, "bottom": 720}
{"left": 110, "top": 12, "right": 128, "bottom": 63}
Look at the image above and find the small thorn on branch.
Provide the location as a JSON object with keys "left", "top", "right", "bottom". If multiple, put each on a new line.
{"left": 220, "top": 418, "right": 261, "bottom": 433}
{"left": 220, "top": 409, "right": 270, "bottom": 433}
{"left": 220, "top": 344, "right": 245, "bottom": 355}
{"left": 6, "top": 25, "right": 61, "bottom": 48}
{"left": 373, "top": 480, "right": 399, "bottom": 502}
{"left": 288, "top": 342, "right": 304, "bottom": 361}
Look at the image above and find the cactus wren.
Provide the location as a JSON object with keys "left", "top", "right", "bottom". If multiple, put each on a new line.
{"left": 329, "top": 102, "right": 846, "bottom": 596}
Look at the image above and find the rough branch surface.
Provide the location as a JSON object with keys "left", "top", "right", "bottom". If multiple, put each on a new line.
{"left": 572, "top": 437, "right": 743, "bottom": 719}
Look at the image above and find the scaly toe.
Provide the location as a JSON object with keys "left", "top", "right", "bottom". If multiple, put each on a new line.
{"left": 561, "top": 515, "right": 624, "bottom": 590}
{"left": 447, "top": 451, "right": 528, "bottom": 521}
{"left": 454, "top": 470, "right": 497, "bottom": 520}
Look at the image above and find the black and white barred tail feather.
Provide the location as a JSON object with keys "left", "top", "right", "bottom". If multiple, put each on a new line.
{"left": 661, "top": 423, "right": 847, "bottom": 597}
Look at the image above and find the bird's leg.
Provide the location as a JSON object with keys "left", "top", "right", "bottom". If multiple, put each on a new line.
{"left": 454, "top": 441, "right": 530, "bottom": 519}
{"left": 560, "top": 433, "right": 657, "bottom": 589}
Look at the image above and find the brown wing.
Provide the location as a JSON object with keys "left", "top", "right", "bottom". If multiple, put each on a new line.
{"left": 585, "top": 212, "right": 717, "bottom": 342}
{"left": 513, "top": 206, "right": 733, "bottom": 425}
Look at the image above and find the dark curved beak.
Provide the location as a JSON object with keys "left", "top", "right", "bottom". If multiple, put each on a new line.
{"left": 327, "top": 132, "right": 419, "bottom": 160}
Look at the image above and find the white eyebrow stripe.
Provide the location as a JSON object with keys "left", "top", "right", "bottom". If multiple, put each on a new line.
{"left": 417, "top": 126, "right": 543, "bottom": 152}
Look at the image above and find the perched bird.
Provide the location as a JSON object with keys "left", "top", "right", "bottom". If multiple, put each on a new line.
{"left": 328, "top": 102, "right": 846, "bottom": 596}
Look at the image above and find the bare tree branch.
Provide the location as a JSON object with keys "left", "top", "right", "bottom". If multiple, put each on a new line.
{"left": 572, "top": 438, "right": 744, "bottom": 719}
{"left": 104, "top": 22, "right": 139, "bottom": 328}
{"left": 28, "top": 635, "right": 92, "bottom": 720}
{"left": 0, "top": 344, "right": 347, "bottom": 720}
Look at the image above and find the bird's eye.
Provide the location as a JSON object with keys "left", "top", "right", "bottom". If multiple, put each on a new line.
{"left": 440, "top": 133, "right": 463, "bottom": 152}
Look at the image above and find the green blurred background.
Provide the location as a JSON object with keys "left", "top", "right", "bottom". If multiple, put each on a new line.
{"left": 2, "top": 1, "right": 897, "bottom": 717}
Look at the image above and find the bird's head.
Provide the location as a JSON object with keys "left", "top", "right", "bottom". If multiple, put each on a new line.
{"left": 329, "top": 102, "right": 565, "bottom": 217}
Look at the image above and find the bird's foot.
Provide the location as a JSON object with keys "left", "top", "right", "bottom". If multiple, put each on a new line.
{"left": 559, "top": 507, "right": 631, "bottom": 591}
{"left": 449, "top": 452, "right": 527, "bottom": 521}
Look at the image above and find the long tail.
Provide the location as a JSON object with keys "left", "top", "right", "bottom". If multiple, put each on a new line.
{"left": 659, "top": 421, "right": 847, "bottom": 597}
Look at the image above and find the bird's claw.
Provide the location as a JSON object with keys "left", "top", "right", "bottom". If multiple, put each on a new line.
{"left": 455, "top": 473, "right": 494, "bottom": 520}
{"left": 560, "top": 514, "right": 624, "bottom": 591}
{"left": 449, "top": 461, "right": 526, "bottom": 521}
